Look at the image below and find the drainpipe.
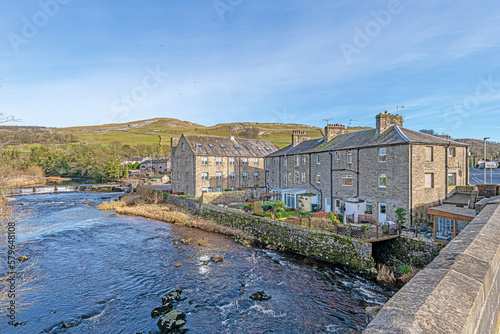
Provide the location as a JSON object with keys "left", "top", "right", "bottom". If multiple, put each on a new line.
{"left": 409, "top": 144, "right": 413, "bottom": 227}
{"left": 465, "top": 146, "right": 469, "bottom": 185}
{"left": 329, "top": 151, "right": 333, "bottom": 211}
{"left": 356, "top": 148, "right": 360, "bottom": 198}
{"left": 309, "top": 153, "right": 323, "bottom": 211}
{"left": 445, "top": 143, "right": 450, "bottom": 199}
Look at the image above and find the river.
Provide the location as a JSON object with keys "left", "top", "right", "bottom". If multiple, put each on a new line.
{"left": 3, "top": 191, "right": 393, "bottom": 333}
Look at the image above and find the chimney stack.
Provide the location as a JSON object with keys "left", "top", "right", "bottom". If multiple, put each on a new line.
{"left": 375, "top": 111, "right": 403, "bottom": 135}
{"left": 325, "top": 124, "right": 346, "bottom": 142}
{"left": 171, "top": 137, "right": 179, "bottom": 149}
{"left": 291, "top": 130, "right": 310, "bottom": 147}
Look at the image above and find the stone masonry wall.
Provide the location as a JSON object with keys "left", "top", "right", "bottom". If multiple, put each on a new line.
{"left": 364, "top": 202, "right": 500, "bottom": 333}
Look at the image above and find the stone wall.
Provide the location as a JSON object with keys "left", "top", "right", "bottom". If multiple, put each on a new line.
{"left": 364, "top": 202, "right": 500, "bottom": 333}
{"left": 201, "top": 190, "right": 247, "bottom": 204}
{"left": 165, "top": 195, "right": 376, "bottom": 275}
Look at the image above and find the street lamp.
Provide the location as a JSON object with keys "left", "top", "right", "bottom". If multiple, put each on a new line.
{"left": 484, "top": 137, "right": 490, "bottom": 184}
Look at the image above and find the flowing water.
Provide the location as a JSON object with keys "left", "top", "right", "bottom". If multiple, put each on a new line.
{"left": 3, "top": 192, "right": 393, "bottom": 334}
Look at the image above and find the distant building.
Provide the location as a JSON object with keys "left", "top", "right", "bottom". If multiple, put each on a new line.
{"left": 150, "top": 174, "right": 170, "bottom": 183}
{"left": 265, "top": 112, "right": 470, "bottom": 225}
{"left": 139, "top": 158, "right": 170, "bottom": 173}
{"left": 171, "top": 135, "right": 278, "bottom": 197}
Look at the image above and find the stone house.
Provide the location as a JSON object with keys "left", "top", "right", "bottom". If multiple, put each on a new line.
{"left": 139, "top": 158, "right": 170, "bottom": 173}
{"left": 265, "top": 112, "right": 469, "bottom": 225}
{"left": 170, "top": 135, "right": 278, "bottom": 198}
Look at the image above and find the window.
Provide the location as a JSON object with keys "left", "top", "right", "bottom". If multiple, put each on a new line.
{"left": 425, "top": 173, "right": 434, "bottom": 188}
{"left": 272, "top": 172, "right": 275, "bottom": 180}
{"left": 426, "top": 146, "right": 433, "bottom": 162}
{"left": 201, "top": 187, "right": 212, "bottom": 193}
{"left": 201, "top": 157, "right": 208, "bottom": 165}
{"left": 220, "top": 144, "right": 225, "bottom": 149}
{"left": 177, "top": 172, "right": 180, "bottom": 180}
{"left": 379, "top": 173, "right": 387, "bottom": 188}
{"left": 202, "top": 172, "right": 208, "bottom": 181}
{"left": 366, "top": 200, "right": 373, "bottom": 214}
{"left": 283, "top": 172, "right": 287, "bottom": 181}
{"left": 301, "top": 172, "right": 305, "bottom": 182}
{"left": 186, "top": 172, "right": 189, "bottom": 181}
{"left": 449, "top": 147, "right": 456, "bottom": 157}
{"left": 316, "top": 173, "right": 321, "bottom": 183}
{"left": 265, "top": 147, "right": 272, "bottom": 151}
{"left": 336, "top": 152, "right": 340, "bottom": 160}
{"left": 295, "top": 171, "right": 299, "bottom": 182}
{"left": 288, "top": 173, "right": 291, "bottom": 182}
{"left": 316, "top": 154, "right": 320, "bottom": 164}
{"left": 302, "top": 155, "right": 306, "bottom": 165}
{"left": 347, "top": 151, "right": 352, "bottom": 164}
{"left": 257, "top": 147, "right": 262, "bottom": 151}
{"left": 216, "top": 157, "right": 222, "bottom": 165}
{"left": 435, "top": 217, "right": 454, "bottom": 242}
{"left": 235, "top": 146, "right": 242, "bottom": 150}
{"left": 229, "top": 172, "right": 235, "bottom": 180}
{"left": 186, "top": 157, "right": 189, "bottom": 164}
{"left": 284, "top": 157, "right": 287, "bottom": 166}
{"left": 448, "top": 173, "right": 457, "bottom": 186}
{"left": 266, "top": 171, "right": 270, "bottom": 178}
{"left": 216, "top": 187, "right": 222, "bottom": 192}
{"left": 182, "top": 143, "right": 185, "bottom": 152}
{"left": 342, "top": 174, "right": 352, "bottom": 186}
{"left": 242, "top": 158, "right": 248, "bottom": 165}
{"left": 247, "top": 146, "right": 252, "bottom": 151}
{"left": 254, "top": 172, "right": 259, "bottom": 179}
{"left": 379, "top": 148, "right": 387, "bottom": 162}
{"left": 273, "top": 158, "right": 277, "bottom": 165}
{"left": 254, "top": 158, "right": 259, "bottom": 165}
{"left": 216, "top": 172, "right": 222, "bottom": 180}
{"left": 295, "top": 156, "right": 300, "bottom": 166}
{"left": 229, "top": 158, "right": 235, "bottom": 165}
{"left": 242, "top": 172, "right": 248, "bottom": 180}
{"left": 230, "top": 186, "right": 235, "bottom": 191}
{"left": 209, "top": 144, "right": 214, "bottom": 148}
{"left": 177, "top": 157, "right": 180, "bottom": 166}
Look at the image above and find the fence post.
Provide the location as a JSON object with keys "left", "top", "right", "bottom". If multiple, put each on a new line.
{"left": 376, "top": 224, "right": 379, "bottom": 240}
{"left": 349, "top": 224, "right": 351, "bottom": 237}
{"left": 365, "top": 228, "right": 368, "bottom": 240}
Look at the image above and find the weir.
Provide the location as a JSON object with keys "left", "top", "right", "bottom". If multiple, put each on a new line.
{"left": 10, "top": 184, "right": 127, "bottom": 196}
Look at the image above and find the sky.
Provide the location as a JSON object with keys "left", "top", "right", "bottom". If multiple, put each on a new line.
{"left": 1, "top": 0, "right": 499, "bottom": 141}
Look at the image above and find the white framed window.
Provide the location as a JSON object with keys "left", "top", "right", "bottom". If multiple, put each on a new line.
{"left": 316, "top": 154, "right": 320, "bottom": 164}
{"left": 288, "top": 173, "right": 291, "bottom": 182}
{"left": 216, "top": 187, "right": 222, "bottom": 192}
{"left": 302, "top": 155, "right": 306, "bottom": 165}
{"left": 177, "top": 157, "right": 180, "bottom": 166}
{"left": 186, "top": 157, "right": 189, "bottom": 164}
{"left": 295, "top": 171, "right": 299, "bottom": 182}
{"left": 229, "top": 157, "right": 235, "bottom": 165}
{"left": 216, "top": 172, "right": 222, "bottom": 180}
{"left": 365, "top": 200, "right": 373, "bottom": 214}
{"left": 316, "top": 173, "right": 321, "bottom": 183}
{"left": 342, "top": 174, "right": 352, "bottom": 186}
{"left": 254, "top": 158, "right": 259, "bottom": 165}
{"left": 242, "top": 158, "right": 248, "bottom": 165}
{"left": 178, "top": 172, "right": 180, "bottom": 180}
{"left": 242, "top": 172, "right": 248, "bottom": 180}
{"left": 202, "top": 172, "right": 209, "bottom": 181}
{"left": 425, "top": 173, "right": 434, "bottom": 188}
{"left": 202, "top": 187, "right": 212, "bottom": 193}
{"left": 216, "top": 157, "right": 222, "bottom": 165}
{"left": 182, "top": 143, "right": 185, "bottom": 152}
{"left": 295, "top": 156, "right": 300, "bottom": 166}
{"left": 426, "top": 146, "right": 433, "bottom": 162}
{"left": 229, "top": 172, "right": 235, "bottom": 180}
{"left": 201, "top": 157, "right": 208, "bottom": 165}
{"left": 378, "top": 148, "right": 387, "bottom": 162}
{"left": 254, "top": 172, "right": 259, "bottom": 179}
{"left": 379, "top": 173, "right": 387, "bottom": 188}
{"left": 449, "top": 147, "right": 456, "bottom": 157}
{"left": 448, "top": 173, "right": 457, "bottom": 186}
{"left": 347, "top": 151, "right": 352, "bottom": 164}
{"left": 186, "top": 172, "right": 189, "bottom": 181}
{"left": 301, "top": 172, "right": 305, "bottom": 182}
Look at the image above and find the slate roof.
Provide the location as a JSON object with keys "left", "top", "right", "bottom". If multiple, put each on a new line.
{"left": 269, "top": 125, "right": 468, "bottom": 157}
{"left": 182, "top": 134, "right": 278, "bottom": 157}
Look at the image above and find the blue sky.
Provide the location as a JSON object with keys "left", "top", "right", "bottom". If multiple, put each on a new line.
{"left": 1, "top": 0, "right": 499, "bottom": 141}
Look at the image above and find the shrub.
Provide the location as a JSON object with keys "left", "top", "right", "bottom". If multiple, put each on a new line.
{"left": 313, "top": 211, "right": 328, "bottom": 219}
{"left": 396, "top": 264, "right": 412, "bottom": 275}
{"left": 377, "top": 264, "right": 395, "bottom": 284}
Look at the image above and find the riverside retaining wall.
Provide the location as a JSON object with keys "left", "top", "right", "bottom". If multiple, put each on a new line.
{"left": 364, "top": 202, "right": 500, "bottom": 333}
{"left": 165, "top": 195, "right": 377, "bottom": 275}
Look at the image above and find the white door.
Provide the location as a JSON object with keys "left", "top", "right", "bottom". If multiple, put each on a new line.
{"left": 378, "top": 203, "right": 387, "bottom": 223}
{"left": 334, "top": 199, "right": 341, "bottom": 214}
{"left": 325, "top": 198, "right": 331, "bottom": 212}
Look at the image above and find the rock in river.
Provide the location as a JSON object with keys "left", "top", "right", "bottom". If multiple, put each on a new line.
{"left": 157, "top": 309, "right": 187, "bottom": 334}
{"left": 162, "top": 289, "right": 183, "bottom": 305}
{"left": 151, "top": 303, "right": 173, "bottom": 319}
{"left": 211, "top": 254, "right": 223, "bottom": 263}
{"left": 250, "top": 290, "right": 272, "bottom": 301}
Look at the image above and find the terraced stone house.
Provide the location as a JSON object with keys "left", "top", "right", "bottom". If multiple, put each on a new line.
{"left": 171, "top": 135, "right": 278, "bottom": 198}
{"left": 265, "top": 112, "right": 470, "bottom": 225}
